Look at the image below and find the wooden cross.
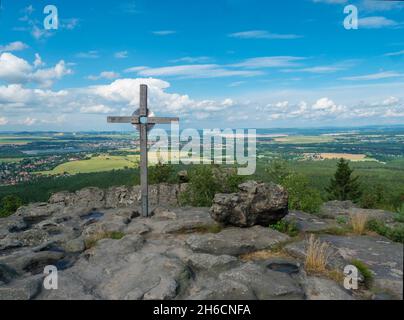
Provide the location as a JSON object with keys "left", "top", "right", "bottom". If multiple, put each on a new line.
{"left": 107, "top": 84, "right": 179, "bottom": 217}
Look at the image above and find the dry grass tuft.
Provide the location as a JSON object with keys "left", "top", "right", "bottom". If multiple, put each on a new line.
{"left": 350, "top": 213, "right": 368, "bottom": 235}
{"left": 304, "top": 234, "right": 331, "bottom": 273}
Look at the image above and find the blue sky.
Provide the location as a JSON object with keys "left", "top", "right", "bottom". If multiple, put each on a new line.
{"left": 0, "top": 0, "right": 404, "bottom": 130}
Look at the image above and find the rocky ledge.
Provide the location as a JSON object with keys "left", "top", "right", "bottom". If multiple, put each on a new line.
{"left": 0, "top": 183, "right": 402, "bottom": 300}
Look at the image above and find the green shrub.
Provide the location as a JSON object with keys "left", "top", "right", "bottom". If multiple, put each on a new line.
{"left": 270, "top": 219, "right": 299, "bottom": 237}
{"left": 282, "top": 173, "right": 323, "bottom": 214}
{"left": 0, "top": 195, "right": 23, "bottom": 218}
{"left": 149, "top": 161, "right": 175, "bottom": 184}
{"left": 336, "top": 216, "right": 348, "bottom": 225}
{"left": 351, "top": 259, "right": 373, "bottom": 288}
{"left": 394, "top": 203, "right": 404, "bottom": 223}
{"left": 367, "top": 219, "right": 404, "bottom": 243}
{"left": 180, "top": 165, "right": 243, "bottom": 207}
{"left": 360, "top": 184, "right": 386, "bottom": 209}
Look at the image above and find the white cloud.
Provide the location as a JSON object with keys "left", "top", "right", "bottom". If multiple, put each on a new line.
{"left": 19, "top": 117, "right": 37, "bottom": 126}
{"left": 170, "top": 56, "right": 211, "bottom": 64}
{"left": 0, "top": 53, "right": 72, "bottom": 87}
{"left": 232, "top": 56, "right": 305, "bottom": 68}
{"left": 124, "top": 66, "right": 148, "bottom": 73}
{"left": 34, "top": 53, "right": 45, "bottom": 68}
{"left": 0, "top": 41, "right": 29, "bottom": 52}
{"left": 75, "top": 51, "right": 100, "bottom": 59}
{"left": 384, "top": 50, "right": 404, "bottom": 57}
{"left": 341, "top": 71, "right": 403, "bottom": 81}
{"left": 152, "top": 30, "right": 176, "bottom": 36}
{"left": 88, "top": 71, "right": 120, "bottom": 81}
{"left": 114, "top": 51, "right": 128, "bottom": 59}
{"left": 0, "top": 52, "right": 32, "bottom": 83}
{"left": 80, "top": 104, "right": 114, "bottom": 114}
{"left": 229, "top": 30, "right": 302, "bottom": 40}
{"left": 0, "top": 117, "right": 8, "bottom": 125}
{"left": 135, "top": 64, "right": 262, "bottom": 78}
{"left": 358, "top": 16, "right": 399, "bottom": 29}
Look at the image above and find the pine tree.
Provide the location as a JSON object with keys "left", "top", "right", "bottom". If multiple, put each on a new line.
{"left": 326, "top": 158, "right": 362, "bottom": 201}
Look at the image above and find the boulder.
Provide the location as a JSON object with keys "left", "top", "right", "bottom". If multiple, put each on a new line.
{"left": 210, "top": 181, "right": 288, "bottom": 227}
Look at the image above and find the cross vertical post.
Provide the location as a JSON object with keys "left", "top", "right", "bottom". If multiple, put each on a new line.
{"left": 107, "top": 84, "right": 179, "bottom": 218}
{"left": 139, "top": 84, "right": 149, "bottom": 217}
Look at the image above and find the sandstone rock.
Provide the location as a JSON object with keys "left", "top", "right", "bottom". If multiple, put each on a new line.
{"left": 188, "top": 280, "right": 255, "bottom": 300}
{"left": 285, "top": 210, "right": 336, "bottom": 232}
{"left": 64, "top": 237, "right": 85, "bottom": 253}
{"left": 151, "top": 207, "right": 177, "bottom": 220}
{"left": 303, "top": 276, "right": 353, "bottom": 300}
{"left": 320, "top": 235, "right": 403, "bottom": 299}
{"left": 319, "top": 200, "right": 357, "bottom": 218}
{"left": 185, "top": 253, "right": 239, "bottom": 273}
{"left": 16, "top": 203, "right": 63, "bottom": 225}
{"left": 210, "top": 181, "right": 288, "bottom": 227}
{"left": 0, "top": 275, "right": 42, "bottom": 300}
{"left": 186, "top": 226, "right": 289, "bottom": 256}
{"left": 124, "top": 222, "right": 151, "bottom": 235}
{"left": 218, "top": 262, "right": 303, "bottom": 299}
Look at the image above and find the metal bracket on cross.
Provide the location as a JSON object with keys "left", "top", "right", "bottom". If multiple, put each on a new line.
{"left": 107, "top": 84, "right": 179, "bottom": 217}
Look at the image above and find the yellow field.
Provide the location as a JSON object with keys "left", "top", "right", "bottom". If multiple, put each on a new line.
{"left": 318, "top": 153, "right": 374, "bottom": 161}
{"left": 37, "top": 150, "right": 235, "bottom": 175}
{"left": 39, "top": 155, "right": 139, "bottom": 175}
{"left": 274, "top": 136, "right": 335, "bottom": 144}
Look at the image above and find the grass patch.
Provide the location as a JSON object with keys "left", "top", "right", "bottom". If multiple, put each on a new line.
{"left": 270, "top": 219, "right": 299, "bottom": 237}
{"left": 351, "top": 259, "right": 374, "bottom": 288}
{"left": 366, "top": 219, "right": 404, "bottom": 243}
{"left": 350, "top": 213, "right": 369, "bottom": 235}
{"left": 85, "top": 231, "right": 125, "bottom": 249}
{"left": 304, "top": 234, "right": 331, "bottom": 273}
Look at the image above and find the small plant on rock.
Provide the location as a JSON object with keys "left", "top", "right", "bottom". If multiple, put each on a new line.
{"left": 270, "top": 219, "right": 299, "bottom": 237}
{"left": 350, "top": 213, "right": 368, "bottom": 235}
{"left": 305, "top": 234, "right": 331, "bottom": 273}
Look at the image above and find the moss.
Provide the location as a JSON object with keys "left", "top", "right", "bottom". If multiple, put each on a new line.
{"left": 351, "top": 259, "right": 373, "bottom": 288}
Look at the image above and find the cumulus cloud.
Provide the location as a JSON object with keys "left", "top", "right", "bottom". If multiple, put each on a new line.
{"left": 0, "top": 53, "right": 72, "bottom": 87}
{"left": 87, "top": 71, "right": 120, "bottom": 81}
{"left": 0, "top": 41, "right": 29, "bottom": 52}
{"left": 80, "top": 104, "right": 114, "bottom": 114}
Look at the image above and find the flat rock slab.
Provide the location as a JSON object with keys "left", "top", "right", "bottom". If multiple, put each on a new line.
{"left": 188, "top": 262, "right": 304, "bottom": 300}
{"left": 285, "top": 211, "right": 336, "bottom": 232}
{"left": 186, "top": 226, "right": 290, "bottom": 256}
{"left": 320, "top": 235, "right": 403, "bottom": 299}
{"left": 303, "top": 276, "right": 353, "bottom": 300}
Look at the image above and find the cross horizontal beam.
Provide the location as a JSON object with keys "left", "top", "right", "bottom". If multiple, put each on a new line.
{"left": 107, "top": 116, "right": 179, "bottom": 125}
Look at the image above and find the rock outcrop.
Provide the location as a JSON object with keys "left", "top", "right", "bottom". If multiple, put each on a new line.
{"left": 0, "top": 184, "right": 403, "bottom": 300}
{"left": 210, "top": 181, "right": 288, "bottom": 227}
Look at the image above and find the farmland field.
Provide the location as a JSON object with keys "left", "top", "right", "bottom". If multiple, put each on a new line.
{"left": 273, "top": 135, "right": 335, "bottom": 144}
{"left": 39, "top": 155, "right": 139, "bottom": 175}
